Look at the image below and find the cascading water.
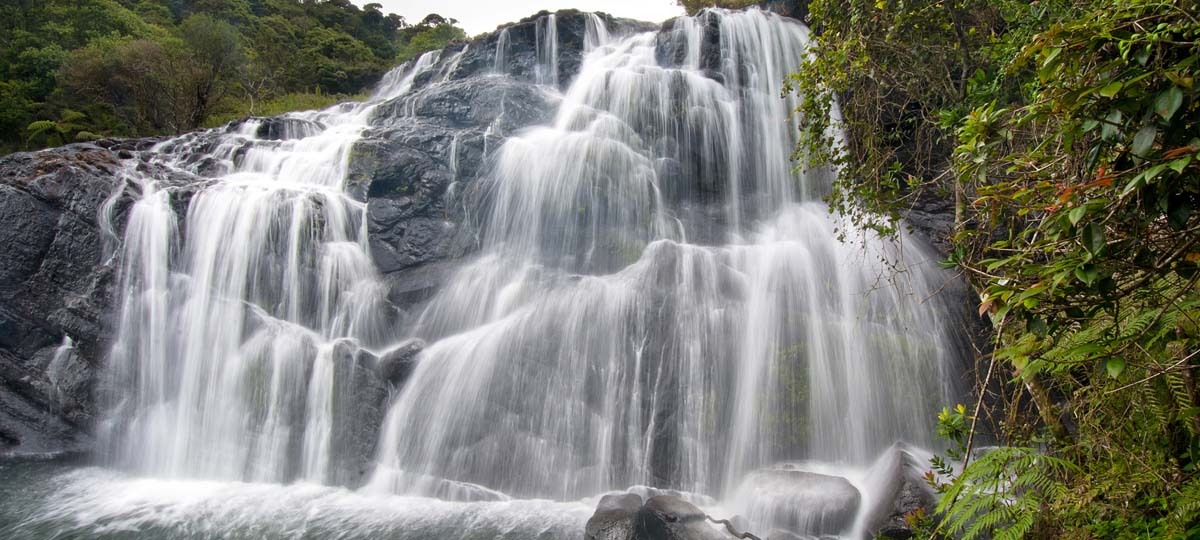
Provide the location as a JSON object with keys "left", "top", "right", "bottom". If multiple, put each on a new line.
{"left": 368, "top": 6, "right": 964, "bottom": 527}
{"left": 1, "top": 8, "right": 971, "bottom": 540}
{"left": 535, "top": 14, "right": 560, "bottom": 86}
{"left": 97, "top": 51, "right": 443, "bottom": 484}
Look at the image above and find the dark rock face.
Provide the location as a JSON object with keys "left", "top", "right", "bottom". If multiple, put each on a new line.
{"left": 376, "top": 339, "right": 426, "bottom": 386}
{"left": 0, "top": 144, "right": 133, "bottom": 455}
{"left": 356, "top": 9, "right": 659, "bottom": 317}
{"left": 326, "top": 340, "right": 390, "bottom": 486}
{"left": 586, "top": 494, "right": 729, "bottom": 540}
{"left": 249, "top": 116, "right": 326, "bottom": 140}
{"left": 761, "top": 0, "right": 810, "bottom": 22}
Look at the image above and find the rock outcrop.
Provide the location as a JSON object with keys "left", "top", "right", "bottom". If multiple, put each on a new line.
{"left": 0, "top": 142, "right": 135, "bottom": 454}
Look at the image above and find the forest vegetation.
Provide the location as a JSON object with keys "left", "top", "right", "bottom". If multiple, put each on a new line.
{"left": 0, "top": 0, "right": 465, "bottom": 153}
{"left": 787, "top": 0, "right": 1200, "bottom": 537}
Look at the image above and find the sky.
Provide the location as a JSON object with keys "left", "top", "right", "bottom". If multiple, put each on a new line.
{"left": 360, "top": 1, "right": 686, "bottom": 36}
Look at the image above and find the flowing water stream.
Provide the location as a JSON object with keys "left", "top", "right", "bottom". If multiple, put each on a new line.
{"left": 1, "top": 8, "right": 967, "bottom": 540}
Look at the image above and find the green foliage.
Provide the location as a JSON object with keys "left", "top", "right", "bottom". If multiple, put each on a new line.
{"left": 788, "top": 0, "right": 1019, "bottom": 239}
{"left": 938, "top": 447, "right": 1077, "bottom": 540}
{"left": 203, "top": 90, "right": 367, "bottom": 128}
{"left": 0, "top": 1, "right": 466, "bottom": 153}
{"left": 24, "top": 110, "right": 94, "bottom": 147}
{"left": 795, "top": 0, "right": 1200, "bottom": 538}
{"left": 676, "top": 0, "right": 759, "bottom": 16}
{"left": 396, "top": 23, "right": 466, "bottom": 64}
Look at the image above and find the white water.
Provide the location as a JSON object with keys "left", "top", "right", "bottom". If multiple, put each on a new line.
{"left": 98, "top": 51, "right": 443, "bottom": 484}
{"left": 367, "top": 7, "right": 962, "bottom": 533}
{"left": 81, "top": 8, "right": 965, "bottom": 540}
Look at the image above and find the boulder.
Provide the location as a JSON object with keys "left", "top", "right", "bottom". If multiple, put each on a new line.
{"left": 586, "top": 493, "right": 645, "bottom": 540}
{"left": 731, "top": 468, "right": 861, "bottom": 536}
{"left": 585, "top": 493, "right": 732, "bottom": 540}
{"left": 862, "top": 442, "right": 939, "bottom": 540}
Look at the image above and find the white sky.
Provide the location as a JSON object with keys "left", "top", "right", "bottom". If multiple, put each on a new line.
{"left": 360, "top": 1, "right": 685, "bottom": 36}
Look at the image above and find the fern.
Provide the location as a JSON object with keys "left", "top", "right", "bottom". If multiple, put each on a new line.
{"left": 937, "top": 447, "right": 1078, "bottom": 540}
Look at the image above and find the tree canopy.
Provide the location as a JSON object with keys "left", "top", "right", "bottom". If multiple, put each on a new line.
{"left": 0, "top": 0, "right": 466, "bottom": 153}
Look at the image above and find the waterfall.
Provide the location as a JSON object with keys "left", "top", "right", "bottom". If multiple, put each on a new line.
{"left": 494, "top": 27, "right": 510, "bottom": 74}
{"left": 99, "top": 51, "right": 443, "bottom": 484}
{"left": 46, "top": 336, "right": 77, "bottom": 407}
{"left": 82, "top": 8, "right": 967, "bottom": 539}
{"left": 367, "top": 8, "right": 963, "bottom": 506}
{"left": 535, "top": 14, "right": 560, "bottom": 86}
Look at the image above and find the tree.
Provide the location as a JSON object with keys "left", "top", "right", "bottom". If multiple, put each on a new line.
{"left": 178, "top": 13, "right": 244, "bottom": 128}
{"left": 675, "top": 0, "right": 758, "bottom": 15}
{"left": 396, "top": 18, "right": 465, "bottom": 63}
{"left": 2, "top": 0, "right": 465, "bottom": 151}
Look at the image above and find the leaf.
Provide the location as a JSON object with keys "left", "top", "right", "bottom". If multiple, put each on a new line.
{"left": 1169, "top": 194, "right": 1193, "bottom": 231}
{"left": 1106, "top": 357, "right": 1126, "bottom": 378}
{"left": 1082, "top": 222, "right": 1105, "bottom": 255}
{"left": 1028, "top": 316, "right": 1048, "bottom": 336}
{"left": 1102, "top": 109, "right": 1123, "bottom": 140}
{"left": 1132, "top": 125, "right": 1157, "bottom": 158}
{"left": 1169, "top": 156, "right": 1193, "bottom": 174}
{"left": 1042, "top": 46, "right": 1062, "bottom": 67}
{"left": 979, "top": 297, "right": 995, "bottom": 316}
{"left": 1075, "top": 264, "right": 1099, "bottom": 286}
{"left": 1099, "top": 81, "right": 1123, "bottom": 98}
{"left": 1069, "top": 205, "right": 1087, "bottom": 225}
{"left": 1155, "top": 87, "right": 1184, "bottom": 121}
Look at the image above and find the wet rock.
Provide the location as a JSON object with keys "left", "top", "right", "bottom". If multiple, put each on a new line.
{"left": 376, "top": 340, "right": 426, "bottom": 386}
{"left": 250, "top": 116, "right": 326, "bottom": 140}
{"left": 639, "top": 495, "right": 728, "bottom": 540}
{"left": 732, "top": 468, "right": 861, "bottom": 536}
{"left": 586, "top": 493, "right": 645, "bottom": 540}
{"left": 656, "top": 14, "right": 723, "bottom": 78}
{"left": 863, "top": 442, "right": 938, "bottom": 540}
{"left": 761, "top": 0, "right": 810, "bottom": 22}
{"left": 586, "top": 494, "right": 730, "bottom": 540}
{"left": 327, "top": 340, "right": 391, "bottom": 487}
{"left": 0, "top": 145, "right": 132, "bottom": 455}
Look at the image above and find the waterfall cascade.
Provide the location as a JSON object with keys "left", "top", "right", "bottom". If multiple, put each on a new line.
{"left": 98, "top": 50, "right": 443, "bottom": 484}
{"left": 73, "top": 7, "right": 969, "bottom": 539}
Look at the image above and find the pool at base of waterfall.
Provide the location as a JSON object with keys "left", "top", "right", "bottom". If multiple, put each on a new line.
{"left": 0, "top": 458, "right": 594, "bottom": 540}
{"left": 0, "top": 444, "right": 935, "bottom": 540}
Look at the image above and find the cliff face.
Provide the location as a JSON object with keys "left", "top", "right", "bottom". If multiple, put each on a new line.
{"left": 0, "top": 142, "right": 136, "bottom": 453}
